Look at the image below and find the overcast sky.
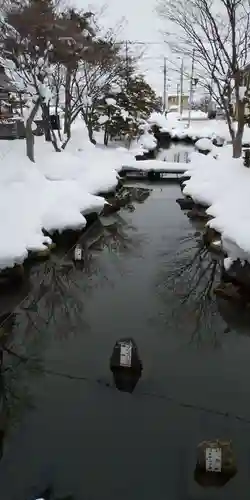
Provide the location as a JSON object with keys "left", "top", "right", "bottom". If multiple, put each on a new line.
{"left": 72, "top": 0, "right": 189, "bottom": 97}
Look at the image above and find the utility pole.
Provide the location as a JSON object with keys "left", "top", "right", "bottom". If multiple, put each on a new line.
{"left": 163, "top": 57, "right": 167, "bottom": 113}
{"left": 180, "top": 58, "right": 184, "bottom": 117}
{"left": 125, "top": 40, "right": 129, "bottom": 91}
{"left": 188, "top": 48, "right": 195, "bottom": 126}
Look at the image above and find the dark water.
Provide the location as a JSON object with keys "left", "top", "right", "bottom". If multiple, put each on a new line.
{"left": 1, "top": 182, "right": 250, "bottom": 500}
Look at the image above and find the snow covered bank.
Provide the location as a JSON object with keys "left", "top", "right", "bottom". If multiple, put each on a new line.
{"left": 0, "top": 120, "right": 133, "bottom": 270}
{"left": 148, "top": 111, "right": 250, "bottom": 144}
{"left": 183, "top": 147, "right": 250, "bottom": 263}
{"left": 195, "top": 138, "right": 213, "bottom": 153}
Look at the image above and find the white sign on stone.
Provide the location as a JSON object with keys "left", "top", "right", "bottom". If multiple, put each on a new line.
{"left": 120, "top": 342, "right": 132, "bottom": 367}
{"left": 74, "top": 245, "right": 82, "bottom": 261}
{"left": 205, "top": 447, "right": 222, "bottom": 472}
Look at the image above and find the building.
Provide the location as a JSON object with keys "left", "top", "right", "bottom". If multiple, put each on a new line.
{"left": 167, "top": 92, "right": 189, "bottom": 111}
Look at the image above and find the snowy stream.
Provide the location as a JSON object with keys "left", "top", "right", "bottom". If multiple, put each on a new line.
{"left": 0, "top": 156, "right": 250, "bottom": 499}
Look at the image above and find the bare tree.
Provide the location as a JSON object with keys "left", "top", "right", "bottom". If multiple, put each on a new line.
{"left": 1, "top": 1, "right": 97, "bottom": 155}
{"left": 66, "top": 36, "right": 125, "bottom": 144}
{"left": 157, "top": 0, "right": 250, "bottom": 158}
{"left": 1, "top": 0, "right": 63, "bottom": 159}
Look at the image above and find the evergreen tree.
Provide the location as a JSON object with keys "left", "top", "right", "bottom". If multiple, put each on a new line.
{"left": 96, "top": 74, "right": 162, "bottom": 144}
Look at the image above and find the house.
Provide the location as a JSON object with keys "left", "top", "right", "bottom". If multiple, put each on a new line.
{"left": 167, "top": 92, "right": 189, "bottom": 110}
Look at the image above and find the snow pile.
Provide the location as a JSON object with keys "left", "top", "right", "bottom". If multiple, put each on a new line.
{"left": 148, "top": 112, "right": 171, "bottom": 132}
{"left": 195, "top": 138, "right": 213, "bottom": 152}
{"left": 0, "top": 120, "right": 129, "bottom": 270}
{"left": 138, "top": 131, "right": 157, "bottom": 151}
{"left": 98, "top": 114, "right": 109, "bottom": 125}
{"left": 183, "top": 147, "right": 250, "bottom": 263}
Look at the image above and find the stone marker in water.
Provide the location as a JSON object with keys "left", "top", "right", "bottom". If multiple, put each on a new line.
{"left": 194, "top": 440, "right": 237, "bottom": 487}
{"left": 73, "top": 244, "right": 83, "bottom": 261}
{"left": 110, "top": 337, "right": 143, "bottom": 393}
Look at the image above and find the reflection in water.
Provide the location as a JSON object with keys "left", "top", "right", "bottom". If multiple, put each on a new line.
{"left": 0, "top": 313, "right": 39, "bottom": 462}
{"left": 2, "top": 183, "right": 249, "bottom": 499}
{"left": 22, "top": 261, "right": 86, "bottom": 337}
{"left": 0, "top": 362, "right": 7, "bottom": 461}
{"left": 110, "top": 337, "right": 143, "bottom": 393}
{"left": 16, "top": 206, "right": 146, "bottom": 343}
{"left": 217, "top": 295, "right": 250, "bottom": 336}
{"left": 156, "top": 231, "right": 224, "bottom": 347}
{"left": 0, "top": 190, "right": 152, "bottom": 465}
{"left": 35, "top": 487, "right": 74, "bottom": 500}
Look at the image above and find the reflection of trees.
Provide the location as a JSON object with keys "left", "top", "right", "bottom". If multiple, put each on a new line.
{"left": 71, "top": 211, "right": 147, "bottom": 283}
{"left": 0, "top": 314, "right": 40, "bottom": 462}
{"left": 4, "top": 203, "right": 145, "bottom": 348}
{"left": 88, "top": 213, "right": 142, "bottom": 254}
{"left": 8, "top": 187, "right": 150, "bottom": 341}
{"left": 0, "top": 186, "right": 151, "bottom": 462}
{"left": 156, "top": 233, "right": 223, "bottom": 347}
{"left": 21, "top": 260, "right": 87, "bottom": 338}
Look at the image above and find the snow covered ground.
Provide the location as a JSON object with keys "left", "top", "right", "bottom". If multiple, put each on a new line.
{"left": 2, "top": 114, "right": 250, "bottom": 273}
{"left": 183, "top": 146, "right": 250, "bottom": 265}
{"left": 0, "top": 120, "right": 134, "bottom": 270}
{"left": 148, "top": 111, "right": 250, "bottom": 144}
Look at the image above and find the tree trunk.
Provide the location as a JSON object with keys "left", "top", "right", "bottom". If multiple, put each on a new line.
{"left": 42, "top": 103, "right": 51, "bottom": 142}
{"left": 233, "top": 101, "right": 245, "bottom": 158}
{"left": 104, "top": 126, "right": 109, "bottom": 146}
{"left": 232, "top": 83, "right": 245, "bottom": 158}
{"left": 64, "top": 66, "right": 72, "bottom": 143}
{"left": 25, "top": 99, "right": 40, "bottom": 163}
{"left": 232, "top": 133, "right": 243, "bottom": 158}
{"left": 104, "top": 118, "right": 109, "bottom": 146}
{"left": 55, "top": 93, "right": 62, "bottom": 142}
{"left": 41, "top": 102, "right": 61, "bottom": 152}
{"left": 87, "top": 121, "right": 96, "bottom": 144}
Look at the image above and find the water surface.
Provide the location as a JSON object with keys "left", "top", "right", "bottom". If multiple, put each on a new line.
{"left": 0, "top": 182, "right": 250, "bottom": 500}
